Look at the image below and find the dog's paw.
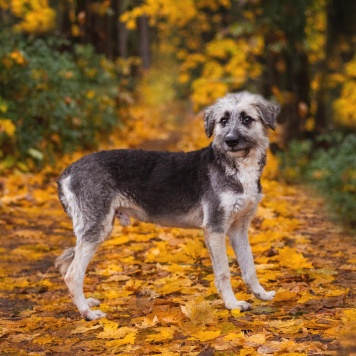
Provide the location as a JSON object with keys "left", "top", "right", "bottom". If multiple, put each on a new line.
{"left": 225, "top": 300, "right": 252, "bottom": 312}
{"left": 254, "top": 290, "right": 276, "bottom": 301}
{"left": 82, "top": 309, "right": 107, "bottom": 321}
{"left": 86, "top": 297, "right": 101, "bottom": 308}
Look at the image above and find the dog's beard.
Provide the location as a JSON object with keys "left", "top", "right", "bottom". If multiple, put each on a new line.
{"left": 224, "top": 140, "right": 254, "bottom": 158}
{"left": 226, "top": 148, "right": 251, "bottom": 158}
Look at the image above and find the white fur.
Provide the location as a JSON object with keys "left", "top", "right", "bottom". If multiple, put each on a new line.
{"left": 61, "top": 175, "right": 86, "bottom": 242}
{"left": 64, "top": 242, "right": 107, "bottom": 320}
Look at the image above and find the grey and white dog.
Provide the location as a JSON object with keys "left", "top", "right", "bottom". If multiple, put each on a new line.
{"left": 55, "top": 91, "right": 280, "bottom": 321}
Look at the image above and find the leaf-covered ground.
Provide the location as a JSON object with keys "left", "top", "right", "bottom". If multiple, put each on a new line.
{"left": 0, "top": 86, "right": 355, "bottom": 355}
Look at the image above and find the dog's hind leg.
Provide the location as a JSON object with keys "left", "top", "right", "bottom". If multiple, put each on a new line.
{"left": 64, "top": 239, "right": 103, "bottom": 320}
{"left": 228, "top": 219, "right": 275, "bottom": 301}
{"left": 63, "top": 211, "right": 115, "bottom": 321}
{"left": 204, "top": 228, "right": 252, "bottom": 311}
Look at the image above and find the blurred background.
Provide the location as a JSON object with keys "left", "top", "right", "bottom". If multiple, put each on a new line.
{"left": 0, "top": 0, "right": 355, "bottom": 227}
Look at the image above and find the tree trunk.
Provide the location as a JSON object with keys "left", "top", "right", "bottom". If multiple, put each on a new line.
{"left": 117, "top": 0, "right": 128, "bottom": 58}
{"left": 105, "top": 2, "right": 114, "bottom": 59}
{"left": 261, "top": 0, "right": 310, "bottom": 147}
{"left": 56, "top": 1, "right": 72, "bottom": 39}
{"left": 315, "top": 0, "right": 356, "bottom": 132}
{"left": 138, "top": 15, "right": 150, "bottom": 69}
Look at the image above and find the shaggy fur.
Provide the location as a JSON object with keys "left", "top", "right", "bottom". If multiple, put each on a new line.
{"left": 56, "top": 91, "right": 280, "bottom": 320}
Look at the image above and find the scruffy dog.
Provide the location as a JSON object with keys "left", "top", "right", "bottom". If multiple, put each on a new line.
{"left": 56, "top": 91, "right": 280, "bottom": 321}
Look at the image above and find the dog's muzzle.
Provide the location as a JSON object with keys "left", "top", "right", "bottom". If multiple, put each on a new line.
{"left": 224, "top": 133, "right": 252, "bottom": 154}
{"left": 224, "top": 133, "right": 245, "bottom": 151}
{"left": 224, "top": 133, "right": 240, "bottom": 149}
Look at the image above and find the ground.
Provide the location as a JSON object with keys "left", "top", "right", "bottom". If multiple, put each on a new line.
{"left": 0, "top": 81, "right": 355, "bottom": 355}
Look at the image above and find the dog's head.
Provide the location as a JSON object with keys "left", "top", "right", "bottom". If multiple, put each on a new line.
{"left": 204, "top": 91, "right": 280, "bottom": 156}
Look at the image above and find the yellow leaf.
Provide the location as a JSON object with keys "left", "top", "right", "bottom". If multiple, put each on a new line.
{"left": 96, "top": 263, "right": 124, "bottom": 277}
{"left": 0, "top": 119, "right": 16, "bottom": 136}
{"left": 297, "top": 290, "right": 321, "bottom": 304}
{"left": 277, "top": 246, "right": 313, "bottom": 269}
{"left": 86, "top": 90, "right": 95, "bottom": 99}
{"left": 99, "top": 288, "right": 133, "bottom": 300}
{"left": 181, "top": 300, "right": 216, "bottom": 325}
{"left": 261, "top": 217, "right": 300, "bottom": 231}
{"left": 342, "top": 308, "right": 356, "bottom": 323}
{"left": 105, "top": 332, "right": 137, "bottom": 347}
{"left": 231, "top": 309, "right": 241, "bottom": 318}
{"left": 258, "top": 340, "right": 298, "bottom": 354}
{"left": 224, "top": 332, "right": 244, "bottom": 341}
{"left": 136, "top": 315, "right": 159, "bottom": 329}
{"left": 273, "top": 290, "right": 298, "bottom": 302}
{"left": 189, "top": 329, "right": 221, "bottom": 342}
{"left": 267, "top": 319, "right": 304, "bottom": 334}
{"left": 244, "top": 333, "right": 266, "bottom": 347}
{"left": 157, "top": 275, "right": 192, "bottom": 295}
{"left": 146, "top": 326, "right": 176, "bottom": 342}
{"left": 104, "top": 235, "right": 130, "bottom": 246}
{"left": 71, "top": 323, "right": 102, "bottom": 334}
{"left": 324, "top": 288, "right": 349, "bottom": 297}
{"left": 32, "top": 334, "right": 54, "bottom": 345}
{"left": 97, "top": 320, "right": 136, "bottom": 340}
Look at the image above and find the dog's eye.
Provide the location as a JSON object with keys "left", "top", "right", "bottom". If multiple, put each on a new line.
{"left": 242, "top": 116, "right": 253, "bottom": 125}
{"left": 220, "top": 118, "right": 228, "bottom": 127}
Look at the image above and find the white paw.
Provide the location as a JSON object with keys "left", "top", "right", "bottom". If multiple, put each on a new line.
{"left": 225, "top": 300, "right": 252, "bottom": 312}
{"left": 254, "top": 290, "right": 276, "bottom": 301}
{"left": 86, "top": 297, "right": 101, "bottom": 308}
{"left": 82, "top": 309, "right": 107, "bottom": 321}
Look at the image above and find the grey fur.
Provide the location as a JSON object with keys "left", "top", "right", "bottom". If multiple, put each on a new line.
{"left": 56, "top": 91, "right": 280, "bottom": 320}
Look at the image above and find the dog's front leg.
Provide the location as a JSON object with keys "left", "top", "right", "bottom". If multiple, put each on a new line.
{"left": 228, "top": 220, "right": 275, "bottom": 301}
{"left": 204, "top": 228, "right": 251, "bottom": 311}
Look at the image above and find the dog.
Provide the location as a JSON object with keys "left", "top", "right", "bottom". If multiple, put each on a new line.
{"left": 55, "top": 91, "right": 280, "bottom": 321}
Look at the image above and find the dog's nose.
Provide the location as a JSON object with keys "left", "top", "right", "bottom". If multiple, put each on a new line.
{"left": 225, "top": 134, "right": 239, "bottom": 148}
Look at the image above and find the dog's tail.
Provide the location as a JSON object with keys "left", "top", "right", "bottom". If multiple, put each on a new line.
{"left": 55, "top": 247, "right": 75, "bottom": 276}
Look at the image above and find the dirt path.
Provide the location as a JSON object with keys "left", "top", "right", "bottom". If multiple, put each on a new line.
{"left": 0, "top": 89, "right": 355, "bottom": 354}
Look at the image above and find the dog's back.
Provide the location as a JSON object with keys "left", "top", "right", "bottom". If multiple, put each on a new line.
{"left": 57, "top": 146, "right": 215, "bottom": 223}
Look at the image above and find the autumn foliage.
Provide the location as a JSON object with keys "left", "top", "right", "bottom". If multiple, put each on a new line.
{"left": 1, "top": 79, "right": 355, "bottom": 354}
{"left": 0, "top": 0, "right": 356, "bottom": 354}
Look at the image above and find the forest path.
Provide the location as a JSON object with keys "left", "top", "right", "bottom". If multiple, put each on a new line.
{"left": 0, "top": 73, "right": 355, "bottom": 355}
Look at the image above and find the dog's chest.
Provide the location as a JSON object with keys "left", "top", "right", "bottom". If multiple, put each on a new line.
{"left": 220, "top": 164, "right": 262, "bottom": 214}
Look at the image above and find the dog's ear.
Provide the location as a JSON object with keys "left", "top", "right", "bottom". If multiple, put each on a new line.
{"left": 204, "top": 106, "right": 215, "bottom": 138}
{"left": 254, "top": 98, "right": 280, "bottom": 131}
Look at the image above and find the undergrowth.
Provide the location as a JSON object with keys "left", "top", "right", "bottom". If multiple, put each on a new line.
{"left": 279, "top": 132, "right": 356, "bottom": 229}
{"left": 0, "top": 31, "right": 134, "bottom": 170}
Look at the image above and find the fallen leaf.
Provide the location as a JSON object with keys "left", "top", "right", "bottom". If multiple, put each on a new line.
{"left": 273, "top": 290, "right": 298, "bottom": 302}
{"left": 267, "top": 319, "right": 304, "bottom": 334}
{"left": 146, "top": 326, "right": 176, "bottom": 342}
{"left": 276, "top": 246, "right": 313, "bottom": 269}
{"left": 181, "top": 300, "right": 216, "bottom": 325}
{"left": 71, "top": 323, "right": 102, "bottom": 334}
{"left": 105, "top": 332, "right": 137, "bottom": 347}
{"left": 188, "top": 329, "right": 221, "bottom": 342}
{"left": 97, "top": 320, "right": 137, "bottom": 340}
{"left": 244, "top": 333, "right": 266, "bottom": 347}
{"left": 135, "top": 315, "right": 159, "bottom": 329}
